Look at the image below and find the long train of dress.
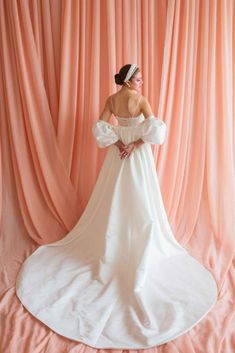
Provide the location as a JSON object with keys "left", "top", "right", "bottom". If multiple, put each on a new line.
{"left": 15, "top": 114, "right": 218, "bottom": 349}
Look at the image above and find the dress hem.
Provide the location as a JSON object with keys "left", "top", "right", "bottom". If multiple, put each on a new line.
{"left": 15, "top": 287, "right": 218, "bottom": 350}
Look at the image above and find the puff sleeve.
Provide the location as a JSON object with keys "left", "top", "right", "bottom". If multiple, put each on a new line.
{"left": 141, "top": 116, "right": 167, "bottom": 145}
{"left": 92, "top": 120, "right": 119, "bottom": 148}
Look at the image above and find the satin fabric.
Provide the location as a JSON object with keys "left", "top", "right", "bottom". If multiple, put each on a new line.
{"left": 16, "top": 115, "right": 218, "bottom": 349}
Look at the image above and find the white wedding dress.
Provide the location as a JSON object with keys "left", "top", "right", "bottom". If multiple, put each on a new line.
{"left": 16, "top": 114, "right": 218, "bottom": 349}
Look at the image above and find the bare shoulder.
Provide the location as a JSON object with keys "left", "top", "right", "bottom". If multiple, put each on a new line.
{"left": 139, "top": 95, "right": 151, "bottom": 106}
{"left": 139, "top": 95, "right": 154, "bottom": 119}
{"left": 105, "top": 94, "right": 114, "bottom": 106}
{"left": 106, "top": 93, "right": 117, "bottom": 110}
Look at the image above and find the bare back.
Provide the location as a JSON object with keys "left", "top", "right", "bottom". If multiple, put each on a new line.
{"left": 109, "top": 92, "right": 142, "bottom": 118}
{"left": 99, "top": 90, "right": 153, "bottom": 122}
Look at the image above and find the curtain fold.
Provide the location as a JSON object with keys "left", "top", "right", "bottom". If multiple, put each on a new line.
{"left": 0, "top": 0, "right": 82, "bottom": 243}
{"left": 0, "top": 0, "right": 234, "bottom": 352}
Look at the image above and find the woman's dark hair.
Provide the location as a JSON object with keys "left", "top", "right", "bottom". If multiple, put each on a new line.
{"left": 114, "top": 64, "right": 139, "bottom": 85}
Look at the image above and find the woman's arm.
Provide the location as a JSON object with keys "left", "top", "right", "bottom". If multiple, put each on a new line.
{"left": 140, "top": 96, "right": 154, "bottom": 119}
{"left": 99, "top": 97, "right": 112, "bottom": 122}
{"left": 133, "top": 138, "right": 145, "bottom": 147}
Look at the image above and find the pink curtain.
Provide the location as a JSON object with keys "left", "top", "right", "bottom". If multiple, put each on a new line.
{"left": 0, "top": 0, "right": 234, "bottom": 352}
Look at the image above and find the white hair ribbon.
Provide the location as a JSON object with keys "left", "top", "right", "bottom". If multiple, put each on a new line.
{"left": 123, "top": 64, "right": 138, "bottom": 82}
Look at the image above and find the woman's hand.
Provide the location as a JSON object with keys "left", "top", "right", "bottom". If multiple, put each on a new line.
{"left": 114, "top": 140, "right": 125, "bottom": 152}
{"left": 114, "top": 139, "right": 145, "bottom": 159}
{"left": 119, "top": 143, "right": 136, "bottom": 159}
{"left": 114, "top": 140, "right": 128, "bottom": 158}
{"left": 120, "top": 139, "right": 145, "bottom": 159}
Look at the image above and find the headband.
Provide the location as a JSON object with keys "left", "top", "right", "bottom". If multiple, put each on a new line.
{"left": 123, "top": 64, "right": 138, "bottom": 82}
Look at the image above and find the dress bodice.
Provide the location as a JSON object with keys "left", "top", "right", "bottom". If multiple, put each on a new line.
{"left": 92, "top": 115, "right": 167, "bottom": 147}
{"left": 115, "top": 114, "right": 145, "bottom": 126}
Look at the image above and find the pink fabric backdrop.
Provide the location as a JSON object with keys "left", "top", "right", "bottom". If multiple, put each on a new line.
{"left": 0, "top": 0, "right": 234, "bottom": 352}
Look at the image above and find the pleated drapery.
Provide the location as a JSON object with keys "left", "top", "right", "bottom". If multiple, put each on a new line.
{"left": 0, "top": 1, "right": 234, "bottom": 352}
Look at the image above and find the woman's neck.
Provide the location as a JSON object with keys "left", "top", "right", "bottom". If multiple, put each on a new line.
{"left": 119, "top": 85, "right": 139, "bottom": 95}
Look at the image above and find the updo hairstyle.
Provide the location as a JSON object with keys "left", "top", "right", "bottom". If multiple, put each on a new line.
{"left": 114, "top": 64, "right": 139, "bottom": 85}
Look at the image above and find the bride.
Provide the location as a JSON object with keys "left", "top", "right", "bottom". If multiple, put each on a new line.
{"left": 99, "top": 63, "right": 152, "bottom": 159}
{"left": 16, "top": 64, "right": 218, "bottom": 349}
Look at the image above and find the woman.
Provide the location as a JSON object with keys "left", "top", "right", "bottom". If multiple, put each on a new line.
{"left": 98, "top": 64, "right": 152, "bottom": 159}
{"left": 16, "top": 64, "right": 218, "bottom": 349}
